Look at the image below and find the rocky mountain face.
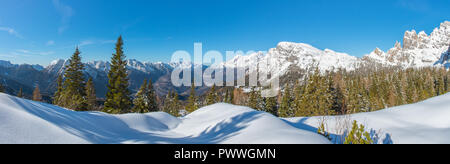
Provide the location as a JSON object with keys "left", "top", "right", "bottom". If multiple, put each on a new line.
{"left": 436, "top": 45, "right": 450, "bottom": 68}
{"left": 363, "top": 21, "right": 450, "bottom": 68}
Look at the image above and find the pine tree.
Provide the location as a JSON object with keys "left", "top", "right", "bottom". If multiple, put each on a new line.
{"left": 60, "top": 47, "right": 87, "bottom": 111}
{"left": 206, "top": 84, "right": 217, "bottom": 105}
{"left": 186, "top": 82, "right": 199, "bottom": 113}
{"left": 104, "top": 36, "right": 132, "bottom": 114}
{"left": 85, "top": 77, "right": 97, "bottom": 111}
{"left": 17, "top": 88, "right": 24, "bottom": 98}
{"left": 445, "top": 69, "right": 449, "bottom": 92}
{"left": 133, "top": 79, "right": 149, "bottom": 113}
{"left": 248, "top": 87, "right": 260, "bottom": 110}
{"left": 223, "top": 89, "right": 230, "bottom": 103}
{"left": 147, "top": 79, "right": 158, "bottom": 112}
{"left": 163, "top": 90, "right": 173, "bottom": 114}
{"left": 223, "top": 88, "right": 234, "bottom": 104}
{"left": 317, "top": 73, "right": 334, "bottom": 115}
{"left": 230, "top": 88, "right": 234, "bottom": 104}
{"left": 32, "top": 85, "right": 42, "bottom": 102}
{"left": 405, "top": 70, "right": 418, "bottom": 104}
{"left": 264, "top": 96, "right": 278, "bottom": 116}
{"left": 278, "top": 86, "right": 293, "bottom": 117}
{"left": 171, "top": 92, "right": 180, "bottom": 116}
{"left": 163, "top": 90, "right": 180, "bottom": 117}
{"left": 331, "top": 83, "right": 346, "bottom": 114}
{"left": 297, "top": 70, "right": 321, "bottom": 116}
{"left": 435, "top": 68, "right": 446, "bottom": 96}
{"left": 53, "top": 75, "right": 63, "bottom": 105}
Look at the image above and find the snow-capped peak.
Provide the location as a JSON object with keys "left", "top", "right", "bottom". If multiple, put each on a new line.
{"left": 222, "top": 41, "right": 360, "bottom": 81}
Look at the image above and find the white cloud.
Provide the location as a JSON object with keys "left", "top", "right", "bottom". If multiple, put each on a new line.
{"left": 0, "top": 53, "right": 15, "bottom": 58}
{"left": 46, "top": 40, "right": 55, "bottom": 46}
{"left": 0, "top": 27, "right": 22, "bottom": 38}
{"left": 52, "top": 0, "right": 74, "bottom": 34}
{"left": 78, "top": 39, "right": 116, "bottom": 47}
{"left": 79, "top": 40, "right": 95, "bottom": 47}
{"left": 15, "top": 49, "right": 54, "bottom": 56}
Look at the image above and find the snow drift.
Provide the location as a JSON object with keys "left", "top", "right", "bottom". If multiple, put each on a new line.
{"left": 285, "top": 93, "right": 450, "bottom": 144}
{"left": 1, "top": 92, "right": 450, "bottom": 144}
{"left": 0, "top": 93, "right": 329, "bottom": 144}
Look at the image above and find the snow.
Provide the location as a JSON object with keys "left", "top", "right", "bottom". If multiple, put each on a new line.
{"left": 221, "top": 42, "right": 360, "bottom": 82}
{"left": 222, "top": 21, "right": 449, "bottom": 81}
{"left": 0, "top": 93, "right": 330, "bottom": 144}
{"left": 1, "top": 92, "right": 450, "bottom": 144}
{"left": 284, "top": 93, "right": 450, "bottom": 144}
{"left": 364, "top": 21, "right": 450, "bottom": 68}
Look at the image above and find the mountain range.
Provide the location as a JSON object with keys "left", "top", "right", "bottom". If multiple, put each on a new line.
{"left": 0, "top": 21, "right": 449, "bottom": 100}
{"left": 224, "top": 21, "right": 450, "bottom": 83}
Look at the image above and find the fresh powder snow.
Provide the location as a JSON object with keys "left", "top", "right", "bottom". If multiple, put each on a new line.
{"left": 1, "top": 92, "right": 449, "bottom": 144}
{"left": 284, "top": 93, "right": 450, "bottom": 144}
{"left": 0, "top": 93, "right": 329, "bottom": 144}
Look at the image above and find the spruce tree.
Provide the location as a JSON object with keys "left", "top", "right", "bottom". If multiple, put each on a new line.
{"left": 163, "top": 90, "right": 180, "bottom": 117}
{"left": 248, "top": 87, "right": 259, "bottom": 110}
{"left": 104, "top": 36, "right": 132, "bottom": 114}
{"left": 85, "top": 77, "right": 97, "bottom": 111}
{"left": 53, "top": 75, "right": 63, "bottom": 105}
{"left": 60, "top": 47, "right": 87, "bottom": 111}
{"left": 17, "top": 88, "right": 24, "bottom": 98}
{"left": 331, "top": 84, "right": 345, "bottom": 114}
{"left": 445, "top": 69, "right": 449, "bottom": 92}
{"left": 171, "top": 92, "right": 180, "bottom": 116}
{"left": 32, "top": 85, "right": 42, "bottom": 102}
{"left": 147, "top": 79, "right": 158, "bottom": 112}
{"left": 186, "top": 82, "right": 199, "bottom": 113}
{"left": 278, "top": 86, "right": 293, "bottom": 117}
{"left": 223, "top": 89, "right": 230, "bottom": 103}
{"left": 133, "top": 79, "right": 149, "bottom": 113}
{"left": 264, "top": 96, "right": 278, "bottom": 116}
{"left": 163, "top": 90, "right": 173, "bottom": 114}
{"left": 206, "top": 84, "right": 217, "bottom": 105}
{"left": 297, "top": 70, "right": 320, "bottom": 116}
{"left": 230, "top": 88, "right": 234, "bottom": 104}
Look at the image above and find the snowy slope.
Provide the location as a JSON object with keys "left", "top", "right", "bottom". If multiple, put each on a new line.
{"left": 2, "top": 91, "right": 450, "bottom": 144}
{"left": 0, "top": 93, "right": 330, "bottom": 144}
{"left": 284, "top": 93, "right": 450, "bottom": 144}
{"left": 221, "top": 42, "right": 360, "bottom": 81}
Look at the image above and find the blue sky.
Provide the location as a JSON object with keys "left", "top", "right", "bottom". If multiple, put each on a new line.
{"left": 0, "top": 0, "right": 449, "bottom": 66}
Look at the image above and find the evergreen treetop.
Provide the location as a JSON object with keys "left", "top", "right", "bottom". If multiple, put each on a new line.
{"left": 104, "top": 36, "right": 132, "bottom": 114}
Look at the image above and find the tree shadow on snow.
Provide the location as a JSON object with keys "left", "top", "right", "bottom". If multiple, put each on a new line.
{"left": 186, "top": 111, "right": 264, "bottom": 143}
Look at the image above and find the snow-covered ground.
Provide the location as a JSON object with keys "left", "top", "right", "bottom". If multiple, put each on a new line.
{"left": 285, "top": 93, "right": 450, "bottom": 144}
{"left": 0, "top": 93, "right": 329, "bottom": 144}
{"left": 1, "top": 92, "right": 449, "bottom": 144}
